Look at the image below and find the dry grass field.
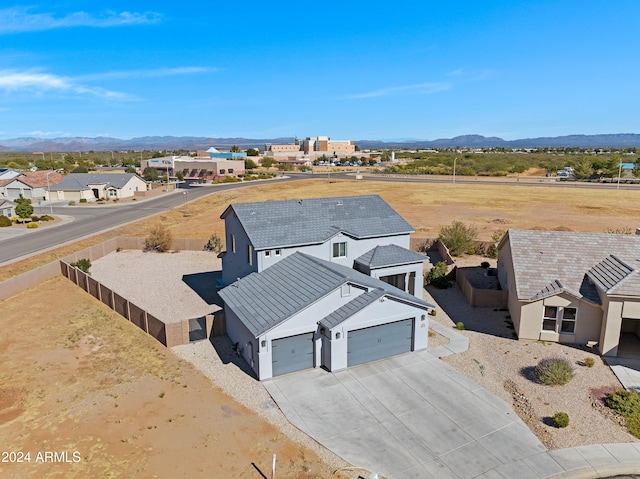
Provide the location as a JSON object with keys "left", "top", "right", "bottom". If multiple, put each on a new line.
{"left": 1, "top": 177, "right": 639, "bottom": 478}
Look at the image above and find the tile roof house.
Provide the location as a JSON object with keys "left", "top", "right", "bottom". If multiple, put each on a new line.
{"left": 0, "top": 171, "right": 65, "bottom": 200}
{"left": 0, "top": 199, "right": 17, "bottom": 218}
{"left": 48, "top": 173, "right": 148, "bottom": 202}
{"left": 218, "top": 195, "right": 434, "bottom": 379}
{"left": 497, "top": 229, "right": 640, "bottom": 357}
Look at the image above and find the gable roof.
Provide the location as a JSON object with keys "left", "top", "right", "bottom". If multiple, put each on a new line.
{"left": 504, "top": 230, "right": 640, "bottom": 302}
{"left": 49, "top": 173, "right": 144, "bottom": 191}
{"left": 218, "top": 252, "right": 434, "bottom": 337}
{"left": 221, "top": 195, "right": 414, "bottom": 250}
{"left": 4, "top": 171, "right": 64, "bottom": 188}
{"left": 355, "top": 244, "right": 429, "bottom": 269}
{"left": 0, "top": 199, "right": 17, "bottom": 208}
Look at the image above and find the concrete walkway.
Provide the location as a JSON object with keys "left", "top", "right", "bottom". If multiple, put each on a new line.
{"left": 264, "top": 326, "right": 640, "bottom": 478}
{"left": 605, "top": 357, "right": 640, "bottom": 393}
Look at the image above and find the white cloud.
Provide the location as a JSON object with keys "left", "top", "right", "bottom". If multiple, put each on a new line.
{"left": 78, "top": 66, "right": 216, "bottom": 81}
{"left": 348, "top": 81, "right": 452, "bottom": 99}
{"left": 0, "top": 70, "right": 129, "bottom": 99}
{"left": 0, "top": 6, "right": 161, "bottom": 34}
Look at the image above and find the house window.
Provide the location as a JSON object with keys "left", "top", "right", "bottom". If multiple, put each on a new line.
{"left": 230, "top": 234, "right": 236, "bottom": 253}
{"left": 228, "top": 169, "right": 234, "bottom": 174}
{"left": 561, "top": 308, "right": 577, "bottom": 333}
{"left": 248, "top": 244, "right": 253, "bottom": 265}
{"left": 265, "top": 250, "right": 271, "bottom": 257}
{"left": 275, "top": 249, "right": 281, "bottom": 256}
{"left": 220, "top": 169, "right": 226, "bottom": 175}
{"left": 332, "top": 242, "right": 347, "bottom": 258}
{"left": 542, "top": 306, "right": 558, "bottom": 331}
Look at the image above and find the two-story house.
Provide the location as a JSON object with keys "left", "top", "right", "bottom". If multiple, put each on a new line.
{"left": 218, "top": 195, "right": 435, "bottom": 380}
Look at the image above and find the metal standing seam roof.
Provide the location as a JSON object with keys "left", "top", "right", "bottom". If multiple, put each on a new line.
{"left": 319, "top": 289, "right": 385, "bottom": 329}
{"left": 505, "top": 230, "right": 640, "bottom": 302}
{"left": 49, "top": 173, "right": 144, "bottom": 191}
{"left": 220, "top": 195, "right": 415, "bottom": 250}
{"left": 355, "top": 244, "right": 429, "bottom": 269}
{"left": 218, "top": 252, "right": 434, "bottom": 338}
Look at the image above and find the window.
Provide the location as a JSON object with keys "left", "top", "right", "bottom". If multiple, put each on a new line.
{"left": 220, "top": 169, "right": 226, "bottom": 175}
{"left": 230, "top": 234, "right": 236, "bottom": 253}
{"left": 275, "top": 249, "right": 281, "bottom": 256}
{"left": 228, "top": 169, "right": 234, "bottom": 174}
{"left": 542, "top": 306, "right": 558, "bottom": 331}
{"left": 248, "top": 244, "right": 253, "bottom": 265}
{"left": 265, "top": 250, "right": 271, "bottom": 257}
{"left": 108, "top": 189, "right": 117, "bottom": 197}
{"left": 561, "top": 308, "right": 577, "bottom": 333}
{"left": 332, "top": 242, "right": 347, "bottom": 258}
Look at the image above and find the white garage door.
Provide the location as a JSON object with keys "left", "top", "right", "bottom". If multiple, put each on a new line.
{"left": 347, "top": 318, "right": 413, "bottom": 367}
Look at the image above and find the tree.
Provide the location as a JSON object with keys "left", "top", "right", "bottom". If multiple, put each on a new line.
{"left": 245, "top": 159, "right": 258, "bottom": 169}
{"left": 125, "top": 166, "right": 137, "bottom": 174}
{"left": 15, "top": 196, "right": 34, "bottom": 219}
{"left": 71, "top": 165, "right": 88, "bottom": 173}
{"left": 261, "top": 157, "right": 277, "bottom": 168}
{"left": 571, "top": 156, "right": 594, "bottom": 179}
{"left": 176, "top": 170, "right": 184, "bottom": 181}
{"left": 246, "top": 148, "right": 259, "bottom": 156}
{"left": 144, "top": 167, "right": 159, "bottom": 181}
{"left": 438, "top": 221, "right": 478, "bottom": 256}
{"left": 230, "top": 145, "right": 240, "bottom": 152}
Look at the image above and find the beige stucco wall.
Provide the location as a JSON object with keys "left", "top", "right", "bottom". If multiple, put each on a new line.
{"left": 600, "top": 297, "right": 624, "bottom": 356}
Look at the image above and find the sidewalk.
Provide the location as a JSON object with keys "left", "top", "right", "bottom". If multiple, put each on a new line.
{"left": 0, "top": 214, "right": 74, "bottom": 242}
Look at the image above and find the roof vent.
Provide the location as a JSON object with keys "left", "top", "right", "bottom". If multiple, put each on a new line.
{"left": 336, "top": 201, "right": 343, "bottom": 206}
{"left": 298, "top": 200, "right": 303, "bottom": 205}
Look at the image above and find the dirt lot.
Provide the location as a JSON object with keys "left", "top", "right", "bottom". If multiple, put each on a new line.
{"left": 0, "top": 278, "right": 347, "bottom": 479}
{"left": 1, "top": 177, "right": 640, "bottom": 477}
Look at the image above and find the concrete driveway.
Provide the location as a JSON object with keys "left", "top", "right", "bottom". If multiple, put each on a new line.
{"left": 264, "top": 349, "right": 546, "bottom": 479}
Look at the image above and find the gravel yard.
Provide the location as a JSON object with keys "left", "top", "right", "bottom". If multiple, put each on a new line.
{"left": 90, "top": 250, "right": 222, "bottom": 323}
{"left": 424, "top": 283, "right": 637, "bottom": 449}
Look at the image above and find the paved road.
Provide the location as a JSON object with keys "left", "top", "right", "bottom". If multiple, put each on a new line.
{"left": 0, "top": 178, "right": 296, "bottom": 265}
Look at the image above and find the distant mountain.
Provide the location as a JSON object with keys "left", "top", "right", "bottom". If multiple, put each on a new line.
{"left": 0, "top": 133, "right": 639, "bottom": 152}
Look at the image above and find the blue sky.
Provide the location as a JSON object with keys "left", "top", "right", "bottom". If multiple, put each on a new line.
{"left": 1, "top": 1, "right": 639, "bottom": 141}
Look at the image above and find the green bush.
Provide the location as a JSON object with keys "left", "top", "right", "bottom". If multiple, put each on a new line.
{"left": 144, "top": 225, "right": 173, "bottom": 252}
{"left": 428, "top": 309, "right": 437, "bottom": 316}
{"left": 68, "top": 201, "right": 76, "bottom": 205}
{"left": 27, "top": 221, "right": 38, "bottom": 228}
{"left": 481, "top": 261, "right": 490, "bottom": 269}
{"left": 79, "top": 198, "right": 88, "bottom": 203}
{"left": 0, "top": 216, "right": 12, "bottom": 227}
{"left": 438, "top": 221, "right": 478, "bottom": 256}
{"left": 426, "top": 261, "right": 449, "bottom": 288}
{"left": 533, "top": 356, "right": 574, "bottom": 386}
{"left": 204, "top": 233, "right": 223, "bottom": 253}
{"left": 455, "top": 322, "right": 465, "bottom": 330}
{"left": 40, "top": 215, "right": 54, "bottom": 221}
{"left": 605, "top": 390, "right": 640, "bottom": 416}
{"left": 552, "top": 412, "right": 569, "bottom": 428}
{"left": 31, "top": 215, "right": 40, "bottom": 222}
{"left": 70, "top": 258, "right": 91, "bottom": 274}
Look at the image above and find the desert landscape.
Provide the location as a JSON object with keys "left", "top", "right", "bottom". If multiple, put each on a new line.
{"left": 1, "top": 177, "right": 640, "bottom": 478}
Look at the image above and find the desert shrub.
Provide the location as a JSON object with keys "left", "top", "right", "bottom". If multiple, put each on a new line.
{"left": 481, "top": 261, "right": 490, "bottom": 269}
{"left": 486, "top": 229, "right": 506, "bottom": 259}
{"left": 144, "top": 224, "right": 173, "bottom": 252}
{"left": 583, "top": 357, "right": 595, "bottom": 368}
{"left": 438, "top": 221, "right": 478, "bottom": 256}
{"left": 70, "top": 258, "right": 91, "bottom": 274}
{"left": 606, "top": 390, "right": 640, "bottom": 416}
{"left": 428, "top": 309, "right": 437, "bottom": 316}
{"left": 204, "top": 233, "right": 224, "bottom": 253}
{"left": 31, "top": 215, "right": 40, "bottom": 222}
{"left": 27, "top": 221, "right": 38, "bottom": 228}
{"left": 455, "top": 322, "right": 465, "bottom": 330}
{"left": 533, "top": 356, "right": 574, "bottom": 386}
{"left": 426, "top": 261, "right": 449, "bottom": 288}
{"left": 552, "top": 412, "right": 569, "bottom": 428}
{"left": 68, "top": 201, "right": 76, "bottom": 205}
{"left": 0, "top": 216, "right": 12, "bottom": 227}
{"left": 79, "top": 198, "right": 88, "bottom": 203}
{"left": 40, "top": 215, "right": 54, "bottom": 221}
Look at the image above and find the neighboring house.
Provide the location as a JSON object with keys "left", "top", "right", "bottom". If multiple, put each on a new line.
{"left": 0, "top": 169, "right": 21, "bottom": 181}
{"left": 0, "top": 199, "right": 16, "bottom": 217}
{"left": 218, "top": 195, "right": 434, "bottom": 380}
{"left": 48, "top": 173, "right": 148, "bottom": 201}
{"left": 498, "top": 229, "right": 640, "bottom": 357}
{"left": 0, "top": 171, "right": 65, "bottom": 200}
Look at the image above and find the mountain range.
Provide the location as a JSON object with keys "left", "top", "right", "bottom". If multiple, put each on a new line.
{"left": 1, "top": 133, "right": 640, "bottom": 152}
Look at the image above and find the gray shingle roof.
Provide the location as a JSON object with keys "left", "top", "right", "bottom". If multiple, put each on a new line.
{"left": 355, "top": 244, "right": 429, "bottom": 269}
{"left": 506, "top": 230, "right": 640, "bottom": 302}
{"left": 219, "top": 252, "right": 434, "bottom": 337}
{"left": 319, "top": 289, "right": 385, "bottom": 329}
{"left": 49, "top": 173, "right": 143, "bottom": 191}
{"left": 221, "top": 195, "right": 414, "bottom": 250}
